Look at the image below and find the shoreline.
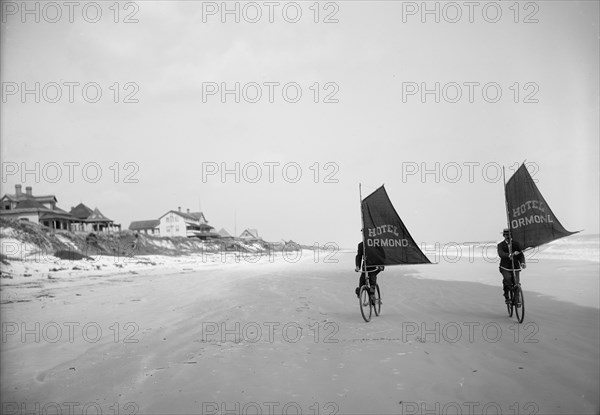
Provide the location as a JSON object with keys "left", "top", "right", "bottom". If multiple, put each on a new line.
{"left": 2, "top": 251, "right": 598, "bottom": 309}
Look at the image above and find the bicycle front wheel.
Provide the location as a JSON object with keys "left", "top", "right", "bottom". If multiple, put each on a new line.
{"left": 359, "top": 285, "right": 372, "bottom": 322}
{"left": 514, "top": 286, "right": 525, "bottom": 324}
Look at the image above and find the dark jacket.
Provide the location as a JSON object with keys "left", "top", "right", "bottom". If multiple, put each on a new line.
{"left": 497, "top": 239, "right": 526, "bottom": 271}
{"left": 355, "top": 242, "right": 381, "bottom": 272}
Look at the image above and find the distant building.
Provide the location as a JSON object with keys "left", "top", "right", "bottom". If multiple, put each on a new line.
{"left": 217, "top": 228, "right": 234, "bottom": 239}
{"left": 0, "top": 185, "right": 73, "bottom": 230}
{"left": 239, "top": 228, "right": 261, "bottom": 241}
{"left": 129, "top": 220, "right": 160, "bottom": 235}
{"left": 158, "top": 207, "right": 217, "bottom": 239}
{"left": 69, "top": 203, "right": 120, "bottom": 233}
{"left": 0, "top": 185, "right": 120, "bottom": 232}
{"left": 1, "top": 185, "right": 57, "bottom": 210}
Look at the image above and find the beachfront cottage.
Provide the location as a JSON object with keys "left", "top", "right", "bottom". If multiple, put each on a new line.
{"left": 158, "top": 207, "right": 217, "bottom": 239}
{"left": 0, "top": 185, "right": 73, "bottom": 230}
{"left": 217, "top": 228, "right": 234, "bottom": 239}
{"left": 0, "top": 185, "right": 121, "bottom": 232}
{"left": 239, "top": 228, "right": 261, "bottom": 241}
{"left": 69, "top": 203, "right": 121, "bottom": 233}
{"left": 129, "top": 220, "right": 160, "bottom": 235}
{"left": 1, "top": 185, "right": 57, "bottom": 211}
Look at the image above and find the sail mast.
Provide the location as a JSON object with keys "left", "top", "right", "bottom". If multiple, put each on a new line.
{"left": 503, "top": 166, "right": 516, "bottom": 280}
{"left": 359, "top": 183, "right": 367, "bottom": 271}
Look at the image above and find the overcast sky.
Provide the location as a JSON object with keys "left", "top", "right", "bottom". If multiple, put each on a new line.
{"left": 1, "top": 1, "right": 598, "bottom": 249}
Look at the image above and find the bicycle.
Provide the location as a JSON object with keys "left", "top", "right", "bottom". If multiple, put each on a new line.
{"left": 357, "top": 267, "right": 382, "bottom": 323}
{"left": 506, "top": 278, "right": 525, "bottom": 324}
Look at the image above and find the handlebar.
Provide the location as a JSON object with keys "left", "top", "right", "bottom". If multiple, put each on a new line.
{"left": 355, "top": 266, "right": 384, "bottom": 272}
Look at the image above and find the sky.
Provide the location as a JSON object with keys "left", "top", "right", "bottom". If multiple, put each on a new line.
{"left": 1, "top": 0, "right": 598, "bottom": 249}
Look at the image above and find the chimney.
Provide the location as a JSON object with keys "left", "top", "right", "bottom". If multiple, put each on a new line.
{"left": 25, "top": 186, "right": 32, "bottom": 197}
{"left": 178, "top": 206, "right": 181, "bottom": 212}
{"left": 15, "top": 184, "right": 22, "bottom": 196}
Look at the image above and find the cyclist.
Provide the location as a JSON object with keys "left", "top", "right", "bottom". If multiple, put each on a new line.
{"left": 354, "top": 241, "right": 384, "bottom": 298}
{"left": 497, "top": 229, "right": 526, "bottom": 304}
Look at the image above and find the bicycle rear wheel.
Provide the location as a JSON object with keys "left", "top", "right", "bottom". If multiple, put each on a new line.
{"left": 507, "top": 288, "right": 514, "bottom": 317}
{"left": 373, "top": 284, "right": 381, "bottom": 316}
{"left": 359, "top": 285, "right": 372, "bottom": 322}
{"left": 514, "top": 285, "right": 525, "bottom": 324}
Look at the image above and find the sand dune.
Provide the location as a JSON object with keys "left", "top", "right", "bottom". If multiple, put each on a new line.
{"left": 1, "top": 253, "right": 598, "bottom": 414}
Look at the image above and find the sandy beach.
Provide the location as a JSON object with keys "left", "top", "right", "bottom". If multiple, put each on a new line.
{"left": 1, "top": 250, "right": 598, "bottom": 415}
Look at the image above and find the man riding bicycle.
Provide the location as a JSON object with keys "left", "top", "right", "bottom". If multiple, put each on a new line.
{"left": 497, "top": 228, "right": 526, "bottom": 304}
{"left": 355, "top": 241, "right": 384, "bottom": 298}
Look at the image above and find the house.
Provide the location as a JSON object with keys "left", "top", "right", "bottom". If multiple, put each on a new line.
{"left": 0, "top": 185, "right": 72, "bottom": 230}
{"left": 217, "top": 228, "right": 234, "bottom": 239}
{"left": 70, "top": 203, "right": 94, "bottom": 221}
{"left": 129, "top": 220, "right": 160, "bottom": 235}
{"left": 69, "top": 203, "right": 120, "bottom": 233}
{"left": 239, "top": 228, "right": 261, "bottom": 241}
{"left": 187, "top": 211, "right": 217, "bottom": 238}
{"left": 158, "top": 207, "right": 217, "bottom": 239}
{"left": 86, "top": 207, "right": 120, "bottom": 233}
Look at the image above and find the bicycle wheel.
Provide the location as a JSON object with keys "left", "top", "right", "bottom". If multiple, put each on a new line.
{"left": 359, "top": 285, "right": 372, "bottom": 322}
{"left": 514, "top": 285, "right": 525, "bottom": 324}
{"left": 372, "top": 284, "right": 381, "bottom": 316}
{"left": 507, "top": 288, "right": 514, "bottom": 317}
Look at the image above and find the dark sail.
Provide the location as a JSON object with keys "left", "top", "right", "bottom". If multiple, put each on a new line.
{"left": 505, "top": 164, "right": 577, "bottom": 249}
{"left": 361, "top": 185, "right": 431, "bottom": 265}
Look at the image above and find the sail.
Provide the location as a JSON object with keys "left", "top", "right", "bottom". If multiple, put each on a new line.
{"left": 361, "top": 185, "right": 431, "bottom": 265}
{"left": 505, "top": 163, "right": 577, "bottom": 249}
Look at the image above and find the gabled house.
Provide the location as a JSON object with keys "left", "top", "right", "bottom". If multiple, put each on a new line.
{"left": 158, "top": 207, "right": 217, "bottom": 239}
{"left": 239, "top": 228, "right": 261, "bottom": 241}
{"left": 69, "top": 203, "right": 120, "bottom": 233}
{"left": 217, "top": 228, "right": 234, "bottom": 239}
{"left": 1, "top": 185, "right": 57, "bottom": 211}
{"left": 0, "top": 185, "right": 71, "bottom": 230}
{"left": 70, "top": 203, "right": 94, "bottom": 221}
{"left": 87, "top": 207, "right": 118, "bottom": 232}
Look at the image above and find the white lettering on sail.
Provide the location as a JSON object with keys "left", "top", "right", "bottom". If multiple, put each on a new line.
{"left": 366, "top": 225, "right": 400, "bottom": 237}
{"left": 512, "top": 200, "right": 546, "bottom": 218}
{"left": 367, "top": 239, "right": 409, "bottom": 247}
{"left": 511, "top": 214, "right": 553, "bottom": 229}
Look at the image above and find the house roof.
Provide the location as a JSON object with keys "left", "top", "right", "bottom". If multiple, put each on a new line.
{"left": 159, "top": 210, "right": 200, "bottom": 222}
{"left": 188, "top": 211, "right": 208, "bottom": 223}
{"left": 129, "top": 220, "right": 160, "bottom": 230}
{"left": 15, "top": 199, "right": 48, "bottom": 210}
{"left": 0, "top": 198, "right": 76, "bottom": 220}
{"left": 240, "top": 228, "right": 259, "bottom": 238}
{"left": 218, "top": 228, "right": 233, "bottom": 237}
{"left": 70, "top": 203, "right": 94, "bottom": 219}
{"left": 39, "top": 211, "right": 76, "bottom": 221}
{"left": 1, "top": 193, "right": 57, "bottom": 203}
{"left": 87, "top": 208, "right": 113, "bottom": 223}
{"left": 38, "top": 205, "right": 75, "bottom": 221}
